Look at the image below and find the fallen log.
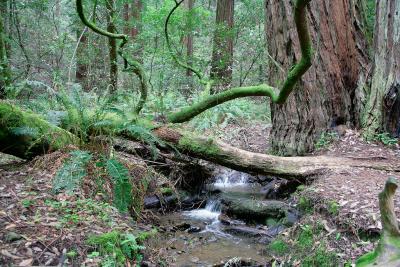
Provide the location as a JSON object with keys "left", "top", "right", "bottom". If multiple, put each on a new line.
{"left": 1, "top": 102, "right": 398, "bottom": 179}
{"left": 151, "top": 127, "right": 400, "bottom": 179}
{"left": 0, "top": 101, "right": 79, "bottom": 159}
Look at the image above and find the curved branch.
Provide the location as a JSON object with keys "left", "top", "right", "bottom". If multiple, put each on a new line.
{"left": 167, "top": 84, "right": 276, "bottom": 123}
{"left": 167, "top": 0, "right": 313, "bottom": 123}
{"left": 76, "top": 0, "right": 148, "bottom": 114}
{"left": 165, "top": 0, "right": 210, "bottom": 85}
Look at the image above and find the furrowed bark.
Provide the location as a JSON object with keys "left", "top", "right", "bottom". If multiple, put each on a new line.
{"left": 0, "top": 101, "right": 80, "bottom": 159}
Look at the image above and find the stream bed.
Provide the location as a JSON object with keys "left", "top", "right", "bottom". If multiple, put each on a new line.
{"left": 148, "top": 168, "right": 295, "bottom": 266}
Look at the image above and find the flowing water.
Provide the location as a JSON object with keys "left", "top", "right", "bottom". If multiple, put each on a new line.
{"left": 153, "top": 168, "right": 269, "bottom": 266}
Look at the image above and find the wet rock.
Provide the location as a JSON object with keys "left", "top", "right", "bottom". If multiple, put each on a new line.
{"left": 144, "top": 195, "right": 160, "bottom": 209}
{"left": 282, "top": 209, "right": 301, "bottom": 227}
{"left": 266, "top": 225, "right": 286, "bottom": 237}
{"left": 260, "top": 178, "right": 299, "bottom": 199}
{"left": 181, "top": 195, "right": 206, "bottom": 210}
{"left": 187, "top": 226, "right": 202, "bottom": 233}
{"left": 224, "top": 225, "right": 267, "bottom": 238}
{"left": 213, "top": 257, "right": 262, "bottom": 267}
{"left": 174, "top": 223, "right": 191, "bottom": 231}
{"left": 221, "top": 196, "right": 288, "bottom": 222}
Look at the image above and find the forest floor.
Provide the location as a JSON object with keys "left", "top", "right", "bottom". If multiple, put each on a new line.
{"left": 0, "top": 121, "right": 399, "bottom": 266}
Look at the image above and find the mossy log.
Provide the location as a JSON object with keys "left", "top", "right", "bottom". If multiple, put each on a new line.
{"left": 0, "top": 101, "right": 80, "bottom": 159}
{"left": 152, "top": 127, "right": 400, "bottom": 179}
{"left": 356, "top": 177, "right": 400, "bottom": 267}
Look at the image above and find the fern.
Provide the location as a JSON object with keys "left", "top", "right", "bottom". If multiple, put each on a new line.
{"left": 52, "top": 150, "right": 92, "bottom": 193}
{"left": 106, "top": 159, "right": 133, "bottom": 213}
{"left": 124, "top": 124, "right": 165, "bottom": 159}
{"left": 10, "top": 126, "right": 39, "bottom": 138}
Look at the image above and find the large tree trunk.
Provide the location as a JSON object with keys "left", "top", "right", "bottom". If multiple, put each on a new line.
{"left": 0, "top": 0, "right": 11, "bottom": 98}
{"left": 362, "top": 0, "right": 400, "bottom": 138}
{"left": 266, "top": 0, "right": 369, "bottom": 155}
{"left": 106, "top": 0, "right": 118, "bottom": 92}
{"left": 210, "top": 0, "right": 235, "bottom": 93}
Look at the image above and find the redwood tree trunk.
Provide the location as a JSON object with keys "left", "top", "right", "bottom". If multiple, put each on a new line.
{"left": 210, "top": 0, "right": 234, "bottom": 93}
{"left": 362, "top": 0, "right": 400, "bottom": 138}
{"left": 106, "top": 0, "right": 118, "bottom": 92}
{"left": 266, "top": 0, "right": 369, "bottom": 155}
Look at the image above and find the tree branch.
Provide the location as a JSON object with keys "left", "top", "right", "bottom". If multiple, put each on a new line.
{"left": 76, "top": 0, "right": 148, "bottom": 114}
{"left": 167, "top": 0, "right": 313, "bottom": 123}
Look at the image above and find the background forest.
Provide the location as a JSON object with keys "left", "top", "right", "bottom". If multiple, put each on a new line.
{"left": 0, "top": 0, "right": 400, "bottom": 266}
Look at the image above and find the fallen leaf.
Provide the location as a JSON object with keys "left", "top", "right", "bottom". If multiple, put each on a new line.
{"left": 19, "top": 258, "right": 33, "bottom": 266}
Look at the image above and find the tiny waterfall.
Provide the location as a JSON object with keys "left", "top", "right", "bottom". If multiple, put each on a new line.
{"left": 183, "top": 168, "right": 252, "bottom": 236}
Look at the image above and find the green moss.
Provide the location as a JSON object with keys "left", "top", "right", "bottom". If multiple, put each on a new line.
{"left": 297, "top": 225, "right": 314, "bottom": 248}
{"left": 302, "top": 246, "right": 338, "bottom": 267}
{"left": 356, "top": 250, "right": 378, "bottom": 267}
{"left": 269, "top": 239, "right": 289, "bottom": 255}
{"left": 160, "top": 187, "right": 173, "bottom": 196}
{"left": 298, "top": 196, "right": 313, "bottom": 213}
{"left": 178, "top": 135, "right": 221, "bottom": 156}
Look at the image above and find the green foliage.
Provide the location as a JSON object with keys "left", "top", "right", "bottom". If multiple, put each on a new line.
{"left": 301, "top": 246, "right": 338, "bottom": 267}
{"left": 315, "top": 132, "right": 339, "bottom": 150}
{"left": 123, "top": 124, "right": 165, "bottom": 159}
{"left": 52, "top": 150, "right": 92, "bottom": 194}
{"left": 298, "top": 196, "right": 313, "bottom": 213}
{"left": 106, "top": 158, "right": 133, "bottom": 213}
{"left": 21, "top": 199, "right": 35, "bottom": 208}
{"left": 327, "top": 200, "right": 339, "bottom": 216}
{"left": 269, "top": 239, "right": 289, "bottom": 255}
{"left": 372, "top": 132, "right": 398, "bottom": 147}
{"left": 86, "top": 231, "right": 147, "bottom": 266}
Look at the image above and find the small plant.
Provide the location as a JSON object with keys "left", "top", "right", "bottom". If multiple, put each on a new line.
{"left": 21, "top": 199, "right": 35, "bottom": 208}
{"left": 297, "top": 224, "right": 314, "bottom": 249}
{"left": 298, "top": 196, "right": 313, "bottom": 213}
{"left": 327, "top": 200, "right": 339, "bottom": 216}
{"left": 269, "top": 239, "right": 288, "bottom": 255}
{"left": 86, "top": 231, "right": 148, "bottom": 266}
{"left": 52, "top": 150, "right": 92, "bottom": 194}
{"left": 372, "top": 132, "right": 398, "bottom": 147}
{"left": 315, "top": 131, "right": 339, "bottom": 150}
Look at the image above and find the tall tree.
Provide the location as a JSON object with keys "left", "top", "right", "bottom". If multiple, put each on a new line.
{"left": 265, "top": 0, "right": 369, "bottom": 155}
{"left": 0, "top": 0, "right": 11, "bottom": 98}
{"left": 210, "top": 0, "right": 234, "bottom": 93}
{"left": 106, "top": 0, "right": 118, "bottom": 91}
{"left": 362, "top": 0, "right": 400, "bottom": 138}
{"left": 184, "top": 0, "right": 195, "bottom": 77}
{"left": 76, "top": 26, "right": 89, "bottom": 91}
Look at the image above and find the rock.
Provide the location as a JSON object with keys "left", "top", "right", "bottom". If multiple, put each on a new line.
{"left": 144, "top": 195, "right": 160, "bottom": 209}
{"left": 187, "top": 226, "right": 202, "bottom": 233}
{"left": 141, "top": 261, "right": 156, "bottom": 267}
{"left": 5, "top": 231, "right": 23, "bottom": 242}
{"left": 221, "top": 195, "right": 288, "bottom": 222}
{"left": 174, "top": 223, "right": 191, "bottom": 231}
{"left": 191, "top": 256, "right": 200, "bottom": 263}
{"left": 260, "top": 178, "right": 299, "bottom": 199}
{"left": 223, "top": 225, "right": 267, "bottom": 238}
{"left": 181, "top": 195, "right": 206, "bottom": 210}
{"left": 266, "top": 225, "right": 286, "bottom": 237}
{"left": 282, "top": 209, "right": 301, "bottom": 227}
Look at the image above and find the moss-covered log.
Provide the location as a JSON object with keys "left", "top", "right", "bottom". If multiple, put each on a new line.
{"left": 0, "top": 101, "right": 80, "bottom": 159}
{"left": 356, "top": 177, "right": 400, "bottom": 267}
{"left": 152, "top": 127, "right": 400, "bottom": 179}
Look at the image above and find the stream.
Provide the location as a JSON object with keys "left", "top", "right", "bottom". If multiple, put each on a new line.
{"left": 149, "top": 168, "right": 296, "bottom": 266}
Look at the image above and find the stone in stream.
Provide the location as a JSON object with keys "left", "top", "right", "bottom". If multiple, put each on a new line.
{"left": 144, "top": 195, "right": 160, "bottom": 209}
{"left": 260, "top": 178, "right": 300, "bottom": 199}
{"left": 221, "top": 195, "right": 288, "bottom": 221}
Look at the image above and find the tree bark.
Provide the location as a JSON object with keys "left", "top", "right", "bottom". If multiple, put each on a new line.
{"left": 266, "top": 0, "right": 369, "bottom": 155}
{"left": 106, "top": 0, "right": 118, "bottom": 92}
{"left": 76, "top": 26, "right": 89, "bottom": 91}
{"left": 362, "top": 0, "right": 400, "bottom": 138}
{"left": 0, "top": 0, "right": 11, "bottom": 98}
{"left": 184, "top": 0, "right": 195, "bottom": 77}
{"left": 210, "top": 0, "right": 235, "bottom": 93}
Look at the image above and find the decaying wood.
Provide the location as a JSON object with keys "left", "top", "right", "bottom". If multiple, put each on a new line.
{"left": 356, "top": 177, "right": 400, "bottom": 267}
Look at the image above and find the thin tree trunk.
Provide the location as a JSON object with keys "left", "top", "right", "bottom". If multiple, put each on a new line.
{"left": 106, "top": 0, "right": 118, "bottom": 92}
{"left": 210, "top": 0, "right": 234, "bottom": 93}
{"left": 362, "top": 0, "right": 400, "bottom": 138}
{"left": 185, "top": 0, "right": 195, "bottom": 77}
{"left": 76, "top": 27, "right": 89, "bottom": 91}
{"left": 0, "top": 0, "right": 11, "bottom": 98}
{"left": 266, "top": 0, "right": 369, "bottom": 155}
{"left": 123, "top": 3, "right": 130, "bottom": 35}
